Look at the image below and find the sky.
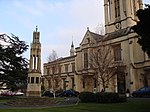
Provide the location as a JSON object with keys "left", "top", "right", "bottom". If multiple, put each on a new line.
{"left": 0, "top": 0, "right": 149, "bottom": 69}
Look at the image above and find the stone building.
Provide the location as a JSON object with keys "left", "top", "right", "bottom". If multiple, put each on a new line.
{"left": 43, "top": 0, "right": 150, "bottom": 93}
{"left": 101, "top": 0, "right": 150, "bottom": 93}
{"left": 43, "top": 42, "right": 76, "bottom": 91}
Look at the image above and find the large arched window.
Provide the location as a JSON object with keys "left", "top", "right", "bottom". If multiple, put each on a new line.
{"left": 113, "top": 44, "right": 122, "bottom": 61}
{"left": 84, "top": 49, "right": 88, "bottom": 68}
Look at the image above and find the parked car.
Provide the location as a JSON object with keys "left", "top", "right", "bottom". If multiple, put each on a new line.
{"left": 1, "top": 91, "right": 15, "bottom": 96}
{"left": 132, "top": 86, "right": 150, "bottom": 97}
{"left": 42, "top": 91, "right": 54, "bottom": 97}
{"left": 15, "top": 91, "right": 24, "bottom": 96}
{"left": 42, "top": 89, "right": 79, "bottom": 97}
{"left": 58, "top": 89, "right": 79, "bottom": 97}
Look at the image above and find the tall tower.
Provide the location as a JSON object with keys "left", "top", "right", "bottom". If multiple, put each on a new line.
{"left": 104, "top": 0, "right": 143, "bottom": 34}
{"left": 70, "top": 41, "right": 75, "bottom": 56}
{"left": 26, "top": 26, "right": 41, "bottom": 97}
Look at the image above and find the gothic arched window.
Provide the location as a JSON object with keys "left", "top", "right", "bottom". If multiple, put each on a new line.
{"left": 84, "top": 49, "right": 88, "bottom": 68}
{"left": 114, "top": 0, "right": 120, "bottom": 18}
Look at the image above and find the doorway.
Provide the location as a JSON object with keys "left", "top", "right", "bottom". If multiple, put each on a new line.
{"left": 117, "top": 72, "right": 126, "bottom": 94}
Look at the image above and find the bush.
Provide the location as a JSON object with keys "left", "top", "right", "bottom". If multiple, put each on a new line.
{"left": 79, "top": 92, "right": 127, "bottom": 103}
{"left": 79, "top": 92, "right": 96, "bottom": 103}
{"left": 119, "top": 95, "right": 127, "bottom": 102}
{"left": 95, "top": 92, "right": 119, "bottom": 103}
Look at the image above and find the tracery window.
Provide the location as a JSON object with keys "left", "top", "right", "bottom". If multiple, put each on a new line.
{"left": 113, "top": 44, "right": 122, "bottom": 61}
{"left": 114, "top": 0, "right": 120, "bottom": 18}
{"left": 84, "top": 49, "right": 88, "bottom": 68}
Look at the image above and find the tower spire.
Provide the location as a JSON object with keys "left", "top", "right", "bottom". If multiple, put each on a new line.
{"left": 36, "top": 25, "right": 38, "bottom": 32}
{"left": 71, "top": 36, "right": 74, "bottom": 47}
{"left": 33, "top": 25, "right": 40, "bottom": 43}
{"left": 70, "top": 36, "right": 75, "bottom": 56}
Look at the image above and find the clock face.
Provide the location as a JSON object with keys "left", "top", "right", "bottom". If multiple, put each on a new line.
{"left": 115, "top": 22, "right": 121, "bottom": 30}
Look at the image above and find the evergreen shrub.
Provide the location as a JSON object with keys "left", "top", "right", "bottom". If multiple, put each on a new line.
{"left": 79, "top": 92, "right": 96, "bottom": 103}
{"left": 79, "top": 92, "right": 127, "bottom": 103}
{"left": 118, "top": 95, "right": 127, "bottom": 102}
{"left": 95, "top": 92, "right": 119, "bottom": 103}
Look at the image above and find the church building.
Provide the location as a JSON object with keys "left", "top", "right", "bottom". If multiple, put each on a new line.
{"left": 43, "top": 0, "right": 150, "bottom": 94}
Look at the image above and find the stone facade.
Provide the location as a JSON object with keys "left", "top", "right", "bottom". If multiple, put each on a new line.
{"left": 26, "top": 26, "right": 41, "bottom": 97}
{"left": 43, "top": 55, "right": 76, "bottom": 91}
{"left": 43, "top": 0, "right": 150, "bottom": 93}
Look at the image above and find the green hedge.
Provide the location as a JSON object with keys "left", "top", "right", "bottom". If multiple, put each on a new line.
{"left": 79, "top": 92, "right": 96, "bottom": 103}
{"left": 79, "top": 92, "right": 126, "bottom": 103}
{"left": 95, "top": 92, "right": 119, "bottom": 103}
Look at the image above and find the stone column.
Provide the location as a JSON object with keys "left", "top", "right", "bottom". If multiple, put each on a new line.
{"left": 29, "top": 55, "right": 33, "bottom": 71}
{"left": 34, "top": 55, "right": 36, "bottom": 69}
{"left": 37, "top": 56, "right": 41, "bottom": 72}
{"left": 104, "top": 0, "right": 109, "bottom": 33}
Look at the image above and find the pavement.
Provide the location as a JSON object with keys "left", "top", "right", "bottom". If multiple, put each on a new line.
{"left": 0, "top": 97, "right": 79, "bottom": 109}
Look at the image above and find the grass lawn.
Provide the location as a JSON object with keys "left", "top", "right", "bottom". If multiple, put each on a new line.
{"left": 0, "top": 98, "right": 150, "bottom": 112}
{"left": 0, "top": 97, "right": 16, "bottom": 103}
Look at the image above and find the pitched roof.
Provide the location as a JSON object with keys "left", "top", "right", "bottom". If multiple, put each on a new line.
{"left": 80, "top": 28, "right": 104, "bottom": 45}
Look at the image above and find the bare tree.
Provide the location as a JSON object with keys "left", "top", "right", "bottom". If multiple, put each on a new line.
{"left": 95, "top": 24, "right": 105, "bottom": 35}
{"left": 90, "top": 40, "right": 116, "bottom": 92}
{"left": 47, "top": 50, "right": 58, "bottom": 62}
{"left": 46, "top": 50, "right": 62, "bottom": 98}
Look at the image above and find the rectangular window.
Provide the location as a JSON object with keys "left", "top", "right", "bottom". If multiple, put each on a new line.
{"left": 83, "top": 80, "right": 85, "bottom": 88}
{"left": 114, "top": 0, "right": 120, "bottom": 18}
{"left": 114, "top": 44, "right": 122, "bottom": 61}
{"left": 36, "top": 77, "right": 39, "bottom": 83}
{"left": 47, "top": 68, "right": 49, "bottom": 75}
{"left": 52, "top": 66, "right": 56, "bottom": 74}
{"left": 84, "top": 49, "right": 88, "bottom": 68}
{"left": 65, "top": 64, "right": 68, "bottom": 72}
{"left": 71, "top": 63, "right": 75, "bottom": 72}
{"left": 31, "top": 77, "right": 34, "bottom": 83}
{"left": 59, "top": 65, "right": 61, "bottom": 73}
